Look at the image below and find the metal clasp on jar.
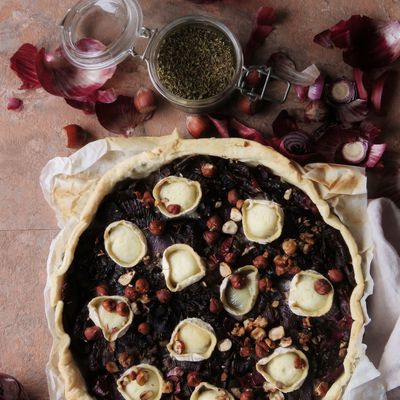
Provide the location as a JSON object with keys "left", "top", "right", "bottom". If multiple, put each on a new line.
{"left": 128, "top": 27, "right": 158, "bottom": 61}
{"left": 236, "top": 65, "right": 291, "bottom": 104}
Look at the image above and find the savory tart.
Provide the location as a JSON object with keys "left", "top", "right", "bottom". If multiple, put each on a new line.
{"left": 52, "top": 137, "right": 364, "bottom": 400}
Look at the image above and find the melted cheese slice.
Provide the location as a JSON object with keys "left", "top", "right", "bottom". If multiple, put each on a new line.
{"left": 190, "top": 382, "right": 234, "bottom": 400}
{"left": 153, "top": 176, "right": 202, "bottom": 217}
{"left": 104, "top": 220, "right": 147, "bottom": 268}
{"left": 162, "top": 244, "right": 206, "bottom": 292}
{"left": 242, "top": 199, "right": 284, "bottom": 244}
{"left": 117, "top": 364, "right": 163, "bottom": 400}
{"left": 88, "top": 296, "right": 133, "bottom": 342}
{"left": 198, "top": 390, "right": 222, "bottom": 400}
{"left": 289, "top": 270, "right": 334, "bottom": 317}
{"left": 167, "top": 318, "right": 217, "bottom": 361}
{"left": 256, "top": 348, "right": 309, "bottom": 393}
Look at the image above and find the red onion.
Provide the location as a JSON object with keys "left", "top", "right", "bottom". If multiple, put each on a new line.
{"left": 365, "top": 143, "right": 387, "bottom": 168}
{"left": 327, "top": 79, "right": 357, "bottom": 104}
{"left": 308, "top": 74, "right": 325, "bottom": 100}
{"left": 279, "top": 131, "right": 313, "bottom": 161}
{"left": 230, "top": 118, "right": 267, "bottom": 145}
{"left": 341, "top": 139, "right": 368, "bottom": 164}
{"left": 353, "top": 68, "right": 368, "bottom": 100}
{"left": 10, "top": 43, "right": 40, "bottom": 90}
{"left": 336, "top": 99, "right": 368, "bottom": 124}
{"left": 294, "top": 85, "right": 309, "bottom": 101}
{"left": 7, "top": 97, "right": 23, "bottom": 111}
{"left": 207, "top": 115, "right": 230, "bottom": 138}
{"left": 371, "top": 70, "right": 396, "bottom": 115}
{"left": 0, "top": 373, "right": 29, "bottom": 400}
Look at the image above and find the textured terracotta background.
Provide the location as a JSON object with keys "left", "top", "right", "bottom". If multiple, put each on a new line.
{"left": 0, "top": 0, "right": 399, "bottom": 399}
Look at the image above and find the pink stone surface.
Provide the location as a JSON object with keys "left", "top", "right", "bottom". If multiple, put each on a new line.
{"left": 0, "top": 1, "right": 399, "bottom": 399}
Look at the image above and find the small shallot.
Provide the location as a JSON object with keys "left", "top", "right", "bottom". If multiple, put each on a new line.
{"left": 186, "top": 115, "right": 210, "bottom": 138}
{"left": 134, "top": 88, "right": 157, "bottom": 114}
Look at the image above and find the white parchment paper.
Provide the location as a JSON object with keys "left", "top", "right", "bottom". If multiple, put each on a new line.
{"left": 41, "top": 133, "right": 385, "bottom": 400}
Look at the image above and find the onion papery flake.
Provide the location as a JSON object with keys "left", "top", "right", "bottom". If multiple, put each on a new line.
{"left": 10, "top": 43, "right": 41, "bottom": 90}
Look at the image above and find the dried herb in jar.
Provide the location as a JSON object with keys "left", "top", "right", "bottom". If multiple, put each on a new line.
{"left": 157, "top": 23, "right": 235, "bottom": 100}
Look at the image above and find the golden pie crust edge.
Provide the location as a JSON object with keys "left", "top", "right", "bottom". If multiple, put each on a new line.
{"left": 50, "top": 133, "right": 364, "bottom": 400}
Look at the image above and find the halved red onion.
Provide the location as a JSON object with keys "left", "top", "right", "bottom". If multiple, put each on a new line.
{"left": 353, "top": 68, "right": 368, "bottom": 100}
{"left": 294, "top": 85, "right": 309, "bottom": 101}
{"left": 336, "top": 99, "right": 368, "bottom": 124}
{"left": 7, "top": 97, "right": 23, "bottom": 111}
{"left": 327, "top": 79, "right": 357, "bottom": 104}
{"left": 314, "top": 16, "right": 400, "bottom": 69}
{"left": 10, "top": 43, "right": 41, "bottom": 90}
{"left": 304, "top": 100, "right": 330, "bottom": 122}
{"left": 244, "top": 7, "right": 275, "bottom": 62}
{"left": 341, "top": 139, "right": 368, "bottom": 164}
{"left": 279, "top": 131, "right": 314, "bottom": 162}
{"left": 308, "top": 74, "right": 325, "bottom": 100}
{"left": 36, "top": 38, "right": 116, "bottom": 102}
{"left": 230, "top": 118, "right": 267, "bottom": 145}
{"left": 272, "top": 110, "right": 299, "bottom": 137}
{"left": 95, "top": 95, "right": 152, "bottom": 135}
{"left": 371, "top": 70, "right": 396, "bottom": 114}
{"left": 269, "top": 52, "right": 320, "bottom": 86}
{"left": 365, "top": 143, "right": 387, "bottom": 168}
{"left": 207, "top": 115, "right": 230, "bottom": 138}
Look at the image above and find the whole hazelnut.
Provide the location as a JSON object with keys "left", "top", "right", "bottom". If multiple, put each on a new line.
{"left": 138, "top": 322, "right": 150, "bottom": 335}
{"left": 328, "top": 268, "right": 344, "bottom": 283}
{"left": 245, "top": 69, "right": 263, "bottom": 87}
{"left": 134, "top": 87, "right": 157, "bottom": 114}
{"left": 201, "top": 163, "right": 217, "bottom": 178}
{"left": 314, "top": 279, "right": 332, "bottom": 295}
{"left": 253, "top": 255, "right": 268, "bottom": 269}
{"left": 156, "top": 288, "right": 171, "bottom": 303}
{"left": 227, "top": 189, "right": 239, "bottom": 205}
{"left": 282, "top": 239, "right": 297, "bottom": 256}
{"left": 224, "top": 252, "right": 238, "bottom": 264}
{"left": 209, "top": 298, "right": 222, "bottom": 314}
{"left": 136, "top": 369, "right": 149, "bottom": 386}
{"left": 142, "top": 191, "right": 155, "bottom": 208}
{"left": 118, "top": 352, "right": 134, "bottom": 368}
{"left": 187, "top": 371, "right": 201, "bottom": 387}
{"left": 255, "top": 342, "right": 269, "bottom": 358}
{"left": 149, "top": 220, "right": 165, "bottom": 236}
{"left": 230, "top": 273, "right": 246, "bottom": 289}
{"left": 105, "top": 361, "right": 119, "bottom": 374}
{"left": 95, "top": 284, "right": 109, "bottom": 296}
{"left": 166, "top": 204, "right": 181, "bottom": 215}
{"left": 84, "top": 325, "right": 101, "bottom": 341}
{"left": 116, "top": 302, "right": 130, "bottom": 317}
{"left": 102, "top": 299, "right": 116, "bottom": 312}
{"left": 238, "top": 94, "right": 259, "bottom": 115}
{"left": 124, "top": 286, "right": 139, "bottom": 301}
{"left": 135, "top": 278, "right": 150, "bottom": 294}
{"left": 206, "top": 215, "right": 223, "bottom": 231}
{"left": 186, "top": 115, "right": 210, "bottom": 138}
{"left": 240, "top": 390, "right": 254, "bottom": 400}
{"left": 203, "top": 230, "right": 220, "bottom": 245}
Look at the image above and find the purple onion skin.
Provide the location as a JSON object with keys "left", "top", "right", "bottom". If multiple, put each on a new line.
{"left": 0, "top": 374, "right": 29, "bottom": 400}
{"left": 327, "top": 79, "right": 357, "bottom": 104}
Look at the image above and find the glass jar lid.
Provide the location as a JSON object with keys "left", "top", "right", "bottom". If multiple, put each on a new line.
{"left": 61, "top": 0, "right": 143, "bottom": 70}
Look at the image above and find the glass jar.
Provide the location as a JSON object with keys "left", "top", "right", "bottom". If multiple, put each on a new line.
{"left": 61, "top": 0, "right": 290, "bottom": 113}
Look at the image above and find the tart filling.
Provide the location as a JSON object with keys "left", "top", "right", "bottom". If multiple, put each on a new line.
{"left": 153, "top": 176, "right": 202, "bottom": 217}
{"left": 289, "top": 270, "right": 334, "bottom": 317}
{"left": 167, "top": 318, "right": 217, "bottom": 361}
{"left": 220, "top": 265, "right": 259, "bottom": 318}
{"left": 87, "top": 295, "right": 133, "bottom": 341}
{"left": 162, "top": 244, "right": 206, "bottom": 292}
{"left": 190, "top": 382, "right": 234, "bottom": 400}
{"left": 242, "top": 199, "right": 284, "bottom": 244}
{"left": 117, "top": 364, "right": 164, "bottom": 400}
{"left": 256, "top": 348, "right": 309, "bottom": 393}
{"left": 104, "top": 220, "right": 147, "bottom": 268}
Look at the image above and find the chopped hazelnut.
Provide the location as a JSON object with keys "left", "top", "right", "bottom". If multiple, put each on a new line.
{"left": 279, "top": 337, "right": 292, "bottom": 347}
{"left": 222, "top": 220, "right": 238, "bottom": 235}
{"left": 140, "top": 391, "right": 154, "bottom": 400}
{"left": 240, "top": 390, "right": 253, "bottom": 400}
{"left": 268, "top": 391, "right": 284, "bottom": 400}
{"left": 136, "top": 369, "right": 149, "bottom": 386}
{"left": 187, "top": 371, "right": 201, "bottom": 387}
{"left": 236, "top": 199, "right": 244, "bottom": 210}
{"left": 206, "top": 215, "right": 223, "bottom": 231}
{"left": 218, "top": 338, "right": 232, "bottom": 352}
{"left": 243, "top": 318, "right": 255, "bottom": 331}
{"left": 220, "top": 371, "right": 228, "bottom": 382}
{"left": 271, "top": 300, "right": 280, "bottom": 308}
{"left": 116, "top": 302, "right": 130, "bottom": 317}
{"left": 149, "top": 219, "right": 166, "bottom": 236}
{"left": 102, "top": 299, "right": 116, "bottom": 312}
{"left": 230, "top": 273, "right": 246, "bottom": 289}
{"left": 128, "top": 370, "right": 138, "bottom": 381}
{"left": 282, "top": 239, "right": 297, "bottom": 256}
{"left": 219, "top": 262, "right": 232, "bottom": 277}
{"left": 231, "top": 324, "right": 245, "bottom": 337}
{"left": 138, "top": 322, "right": 150, "bottom": 335}
{"left": 166, "top": 204, "right": 181, "bottom": 214}
{"left": 118, "top": 271, "right": 135, "bottom": 286}
{"left": 313, "top": 381, "right": 329, "bottom": 397}
{"left": 328, "top": 268, "right": 344, "bottom": 283}
{"left": 253, "top": 255, "right": 268, "bottom": 269}
{"left": 263, "top": 381, "right": 277, "bottom": 393}
{"left": 105, "top": 361, "right": 119, "bottom": 374}
{"left": 95, "top": 284, "right": 109, "bottom": 296}
{"left": 162, "top": 381, "right": 174, "bottom": 394}
{"left": 135, "top": 278, "right": 150, "bottom": 294}
{"left": 258, "top": 277, "right": 272, "bottom": 292}
{"left": 84, "top": 325, "right": 101, "bottom": 341}
{"left": 230, "top": 208, "right": 242, "bottom": 222}
{"left": 156, "top": 288, "right": 171, "bottom": 303}
{"left": 227, "top": 189, "right": 239, "bottom": 205}
{"left": 314, "top": 278, "right": 332, "bottom": 295}
{"left": 283, "top": 188, "right": 293, "bottom": 200}
{"left": 173, "top": 340, "right": 185, "bottom": 354}
{"left": 124, "top": 286, "right": 139, "bottom": 301}
{"left": 268, "top": 326, "right": 285, "bottom": 341}
{"left": 254, "top": 316, "right": 268, "bottom": 328}
{"left": 142, "top": 191, "right": 155, "bottom": 208}
{"left": 118, "top": 352, "right": 134, "bottom": 368}
{"left": 250, "top": 327, "right": 267, "bottom": 341}
{"left": 201, "top": 163, "right": 217, "bottom": 178}
{"left": 255, "top": 341, "right": 269, "bottom": 358}
{"left": 209, "top": 297, "right": 222, "bottom": 313}
{"left": 239, "top": 346, "right": 252, "bottom": 357}
{"left": 294, "top": 355, "right": 305, "bottom": 369}
{"left": 203, "top": 230, "right": 220, "bottom": 245}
